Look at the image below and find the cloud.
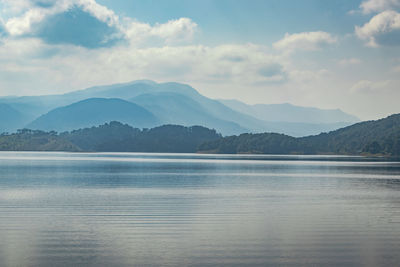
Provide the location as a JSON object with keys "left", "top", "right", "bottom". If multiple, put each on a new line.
{"left": 273, "top": 31, "right": 337, "bottom": 52}
{"left": 337, "top": 58, "right": 362, "bottom": 65}
{"left": 205, "top": 44, "right": 287, "bottom": 84}
{"left": 360, "top": 0, "right": 400, "bottom": 14}
{"left": 2, "top": 0, "right": 119, "bottom": 25}
{"left": 34, "top": 7, "right": 120, "bottom": 48}
{"left": 0, "top": 37, "right": 289, "bottom": 96}
{"left": 350, "top": 79, "right": 395, "bottom": 93}
{"left": 355, "top": 10, "right": 400, "bottom": 46}
{"left": 0, "top": 22, "right": 5, "bottom": 38}
{"left": 2, "top": 0, "right": 119, "bottom": 36}
{"left": 258, "top": 64, "right": 284, "bottom": 77}
{"left": 4, "top": 7, "right": 48, "bottom": 35}
{"left": 150, "top": 18, "right": 197, "bottom": 44}
{"left": 1, "top": 0, "right": 196, "bottom": 48}
{"left": 289, "top": 69, "right": 331, "bottom": 84}
{"left": 79, "top": 0, "right": 119, "bottom": 26}
{"left": 122, "top": 17, "right": 197, "bottom": 46}
{"left": 392, "top": 64, "right": 400, "bottom": 72}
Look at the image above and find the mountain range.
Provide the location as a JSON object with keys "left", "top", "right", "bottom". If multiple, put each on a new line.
{"left": 27, "top": 98, "right": 159, "bottom": 132}
{"left": 0, "top": 80, "right": 359, "bottom": 136}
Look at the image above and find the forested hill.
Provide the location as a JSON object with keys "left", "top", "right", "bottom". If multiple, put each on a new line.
{"left": 198, "top": 113, "right": 400, "bottom": 156}
{"left": 1, "top": 114, "right": 399, "bottom": 156}
{"left": 0, "top": 122, "right": 221, "bottom": 152}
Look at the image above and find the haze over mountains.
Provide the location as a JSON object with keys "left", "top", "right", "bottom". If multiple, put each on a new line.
{"left": 28, "top": 98, "right": 159, "bottom": 132}
{"left": 0, "top": 104, "right": 30, "bottom": 132}
{"left": 0, "top": 80, "right": 359, "bottom": 136}
{"left": 220, "top": 100, "right": 359, "bottom": 124}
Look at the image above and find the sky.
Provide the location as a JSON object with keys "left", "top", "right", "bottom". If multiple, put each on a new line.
{"left": 0, "top": 0, "right": 399, "bottom": 120}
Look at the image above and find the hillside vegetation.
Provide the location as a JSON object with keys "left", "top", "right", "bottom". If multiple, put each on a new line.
{"left": 198, "top": 114, "right": 400, "bottom": 156}
{"left": 1, "top": 113, "right": 399, "bottom": 156}
{"left": 0, "top": 122, "right": 221, "bottom": 153}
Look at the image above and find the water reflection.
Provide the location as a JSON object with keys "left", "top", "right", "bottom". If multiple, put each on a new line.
{"left": 0, "top": 152, "right": 399, "bottom": 266}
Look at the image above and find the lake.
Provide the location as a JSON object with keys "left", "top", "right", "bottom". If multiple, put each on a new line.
{"left": 0, "top": 152, "right": 400, "bottom": 266}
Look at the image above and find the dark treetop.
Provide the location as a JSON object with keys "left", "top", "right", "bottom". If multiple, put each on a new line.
{"left": 0, "top": 121, "right": 221, "bottom": 153}
{"left": 198, "top": 113, "right": 400, "bottom": 157}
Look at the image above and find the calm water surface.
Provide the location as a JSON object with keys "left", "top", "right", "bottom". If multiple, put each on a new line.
{"left": 0, "top": 152, "right": 400, "bottom": 266}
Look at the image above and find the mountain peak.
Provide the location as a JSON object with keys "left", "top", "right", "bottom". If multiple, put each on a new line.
{"left": 27, "top": 97, "right": 159, "bottom": 132}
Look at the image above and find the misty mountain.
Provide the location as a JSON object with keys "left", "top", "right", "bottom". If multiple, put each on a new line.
{"left": 0, "top": 80, "right": 171, "bottom": 118}
{"left": 0, "top": 95, "right": 64, "bottom": 121}
{"left": 72, "top": 81, "right": 272, "bottom": 134}
{"left": 0, "top": 103, "right": 30, "bottom": 133}
{"left": 71, "top": 80, "right": 201, "bottom": 100}
{"left": 219, "top": 99, "right": 359, "bottom": 123}
{"left": 57, "top": 81, "right": 361, "bottom": 135}
{"left": 0, "top": 80, "right": 360, "bottom": 136}
{"left": 0, "top": 81, "right": 270, "bottom": 135}
{"left": 258, "top": 121, "right": 354, "bottom": 137}
{"left": 27, "top": 98, "right": 159, "bottom": 132}
{"left": 130, "top": 92, "right": 247, "bottom": 135}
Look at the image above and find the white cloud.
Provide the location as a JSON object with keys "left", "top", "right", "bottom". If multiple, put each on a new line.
{"left": 0, "top": 33, "right": 397, "bottom": 120}
{"left": 337, "top": 58, "right": 362, "bottom": 65}
{"left": 360, "top": 0, "right": 400, "bottom": 14}
{"left": 355, "top": 10, "right": 400, "bottom": 46}
{"left": 2, "top": 0, "right": 119, "bottom": 36}
{"left": 1, "top": 0, "right": 197, "bottom": 46}
{"left": 0, "top": 0, "right": 34, "bottom": 14}
{"left": 273, "top": 31, "right": 337, "bottom": 52}
{"left": 0, "top": 37, "right": 288, "bottom": 96}
{"left": 392, "top": 64, "right": 400, "bottom": 72}
{"left": 5, "top": 6, "right": 50, "bottom": 35}
{"left": 350, "top": 80, "right": 374, "bottom": 92}
{"left": 122, "top": 17, "right": 197, "bottom": 45}
{"left": 79, "top": 0, "right": 119, "bottom": 26}
{"left": 350, "top": 79, "right": 395, "bottom": 93}
{"left": 289, "top": 69, "right": 331, "bottom": 84}
{"left": 151, "top": 18, "right": 197, "bottom": 44}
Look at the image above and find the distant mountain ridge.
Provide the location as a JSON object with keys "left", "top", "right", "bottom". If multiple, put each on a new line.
{"left": 27, "top": 98, "right": 159, "bottom": 132}
{"left": 130, "top": 92, "right": 247, "bottom": 134}
{"left": 0, "top": 103, "right": 30, "bottom": 133}
{"left": 219, "top": 99, "right": 359, "bottom": 124}
{"left": 0, "top": 80, "right": 360, "bottom": 136}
